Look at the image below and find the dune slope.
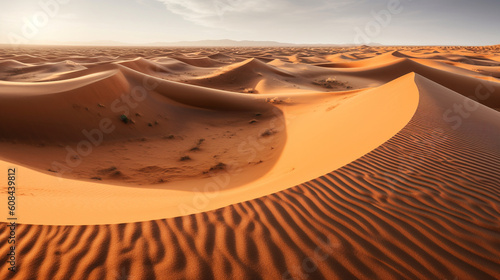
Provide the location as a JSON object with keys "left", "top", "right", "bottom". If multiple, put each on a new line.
{"left": 1, "top": 73, "right": 499, "bottom": 279}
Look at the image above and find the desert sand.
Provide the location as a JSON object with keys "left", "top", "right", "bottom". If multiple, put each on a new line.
{"left": 0, "top": 45, "right": 499, "bottom": 279}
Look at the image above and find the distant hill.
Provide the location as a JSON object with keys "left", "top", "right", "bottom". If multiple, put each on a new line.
{"left": 34, "top": 39, "right": 295, "bottom": 47}
{"left": 146, "top": 39, "right": 296, "bottom": 47}
{"left": 58, "top": 40, "right": 128, "bottom": 46}
{"left": 5, "top": 39, "right": 385, "bottom": 47}
{"left": 145, "top": 39, "right": 376, "bottom": 47}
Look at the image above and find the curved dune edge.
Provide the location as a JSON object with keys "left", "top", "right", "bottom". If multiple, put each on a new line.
{"left": 1, "top": 74, "right": 498, "bottom": 280}
{"left": 0, "top": 73, "right": 419, "bottom": 225}
{"left": 0, "top": 69, "right": 119, "bottom": 95}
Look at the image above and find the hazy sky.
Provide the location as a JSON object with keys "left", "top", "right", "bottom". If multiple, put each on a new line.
{"left": 0, "top": 0, "right": 499, "bottom": 46}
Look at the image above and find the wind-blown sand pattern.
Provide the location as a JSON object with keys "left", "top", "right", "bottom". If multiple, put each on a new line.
{"left": 0, "top": 46, "right": 499, "bottom": 279}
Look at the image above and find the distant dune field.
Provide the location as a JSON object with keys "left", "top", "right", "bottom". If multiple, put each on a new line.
{"left": 0, "top": 45, "right": 499, "bottom": 280}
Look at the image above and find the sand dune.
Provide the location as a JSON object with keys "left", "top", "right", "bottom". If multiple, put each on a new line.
{"left": 0, "top": 46, "right": 499, "bottom": 279}
{"left": 170, "top": 55, "right": 227, "bottom": 68}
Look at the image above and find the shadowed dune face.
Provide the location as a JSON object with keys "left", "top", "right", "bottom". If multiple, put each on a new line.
{"left": 0, "top": 64, "right": 287, "bottom": 185}
{"left": 0, "top": 46, "right": 499, "bottom": 279}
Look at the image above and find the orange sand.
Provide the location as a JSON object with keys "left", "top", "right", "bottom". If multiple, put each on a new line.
{"left": 0, "top": 45, "right": 499, "bottom": 279}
